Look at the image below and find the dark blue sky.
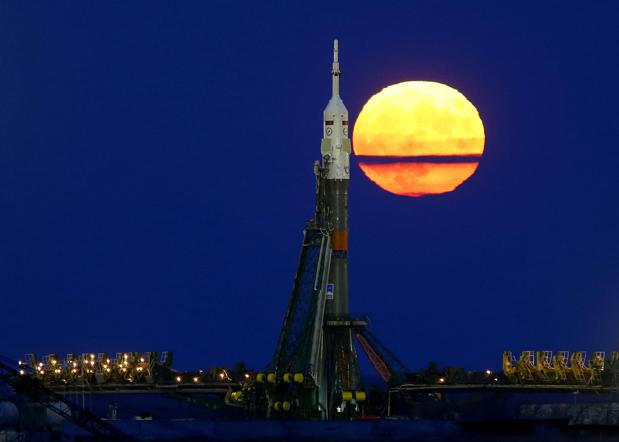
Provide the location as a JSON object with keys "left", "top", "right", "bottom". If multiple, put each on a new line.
{"left": 2, "top": 1, "right": 619, "bottom": 373}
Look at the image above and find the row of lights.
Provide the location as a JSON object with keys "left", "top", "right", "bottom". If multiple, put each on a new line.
{"left": 436, "top": 369, "right": 498, "bottom": 384}
{"left": 19, "top": 353, "right": 152, "bottom": 380}
{"left": 174, "top": 370, "right": 248, "bottom": 384}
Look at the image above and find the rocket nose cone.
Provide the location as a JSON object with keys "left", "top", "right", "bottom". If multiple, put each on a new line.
{"left": 324, "top": 96, "right": 348, "bottom": 114}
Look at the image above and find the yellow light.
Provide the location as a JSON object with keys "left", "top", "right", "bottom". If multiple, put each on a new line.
{"left": 71, "top": 369, "right": 77, "bottom": 374}
{"left": 176, "top": 376, "right": 182, "bottom": 383}
{"left": 438, "top": 377, "right": 445, "bottom": 383}
{"left": 90, "top": 354, "right": 95, "bottom": 359}
{"left": 193, "top": 377, "right": 199, "bottom": 383}
{"left": 73, "top": 362, "right": 77, "bottom": 368}
{"left": 124, "top": 354, "right": 128, "bottom": 359}
{"left": 244, "top": 373, "right": 250, "bottom": 379}
{"left": 51, "top": 360, "right": 57, "bottom": 366}
{"left": 137, "top": 367, "right": 143, "bottom": 372}
{"left": 293, "top": 373, "right": 304, "bottom": 383}
{"left": 219, "top": 373, "right": 225, "bottom": 379}
{"left": 485, "top": 369, "right": 492, "bottom": 375}
{"left": 105, "top": 368, "right": 111, "bottom": 373}
{"left": 140, "top": 358, "right": 145, "bottom": 363}
{"left": 38, "top": 363, "right": 43, "bottom": 367}
{"left": 19, "top": 370, "right": 24, "bottom": 375}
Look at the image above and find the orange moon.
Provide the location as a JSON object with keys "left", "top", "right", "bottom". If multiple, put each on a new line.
{"left": 353, "top": 81, "right": 485, "bottom": 197}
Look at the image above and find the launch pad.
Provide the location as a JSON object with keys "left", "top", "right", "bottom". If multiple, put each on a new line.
{"left": 6, "top": 40, "right": 619, "bottom": 442}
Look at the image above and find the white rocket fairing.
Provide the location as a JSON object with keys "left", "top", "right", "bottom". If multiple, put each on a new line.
{"left": 321, "top": 40, "right": 351, "bottom": 181}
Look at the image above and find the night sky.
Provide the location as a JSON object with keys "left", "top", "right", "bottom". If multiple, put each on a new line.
{"left": 2, "top": 2, "right": 619, "bottom": 374}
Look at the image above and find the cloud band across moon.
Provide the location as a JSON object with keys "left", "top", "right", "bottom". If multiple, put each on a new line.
{"left": 355, "top": 155, "right": 482, "bottom": 164}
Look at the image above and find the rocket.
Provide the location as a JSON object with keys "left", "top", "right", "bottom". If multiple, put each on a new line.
{"left": 272, "top": 39, "right": 359, "bottom": 418}
{"left": 316, "top": 40, "right": 359, "bottom": 416}
{"left": 321, "top": 39, "right": 352, "bottom": 319}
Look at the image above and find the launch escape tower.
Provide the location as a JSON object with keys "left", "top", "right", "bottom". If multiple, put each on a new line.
{"left": 269, "top": 40, "right": 363, "bottom": 418}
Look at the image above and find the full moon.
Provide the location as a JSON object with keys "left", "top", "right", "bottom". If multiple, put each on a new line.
{"left": 353, "top": 81, "right": 485, "bottom": 197}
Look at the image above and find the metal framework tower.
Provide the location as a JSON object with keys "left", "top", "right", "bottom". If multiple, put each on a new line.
{"left": 270, "top": 40, "right": 361, "bottom": 419}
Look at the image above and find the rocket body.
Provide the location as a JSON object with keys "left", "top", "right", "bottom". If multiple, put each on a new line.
{"left": 321, "top": 40, "right": 351, "bottom": 319}
{"left": 272, "top": 39, "right": 360, "bottom": 419}
{"left": 317, "top": 40, "right": 359, "bottom": 417}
